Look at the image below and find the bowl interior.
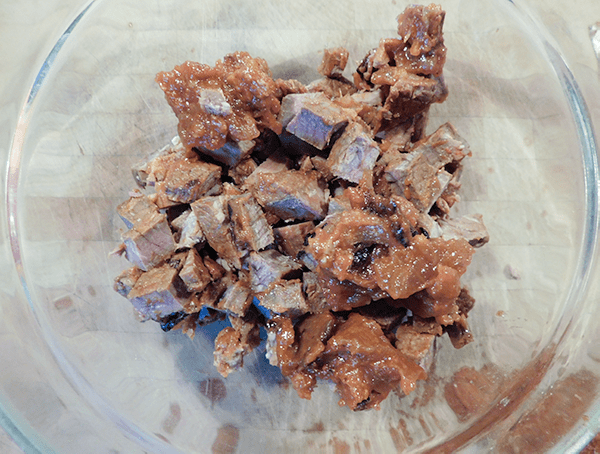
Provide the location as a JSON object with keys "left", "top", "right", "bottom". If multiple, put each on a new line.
{"left": 11, "top": 0, "right": 592, "bottom": 451}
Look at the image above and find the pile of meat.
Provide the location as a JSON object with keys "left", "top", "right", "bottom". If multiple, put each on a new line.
{"left": 113, "top": 3, "right": 488, "bottom": 411}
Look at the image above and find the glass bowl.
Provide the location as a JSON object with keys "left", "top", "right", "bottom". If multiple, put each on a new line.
{"left": 2, "top": 0, "right": 600, "bottom": 452}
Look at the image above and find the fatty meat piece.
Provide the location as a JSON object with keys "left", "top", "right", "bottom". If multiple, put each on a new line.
{"left": 246, "top": 249, "right": 302, "bottom": 293}
{"left": 217, "top": 278, "right": 253, "bottom": 317}
{"left": 116, "top": 193, "right": 159, "bottom": 229}
{"left": 178, "top": 248, "right": 212, "bottom": 293}
{"left": 439, "top": 214, "right": 490, "bottom": 248}
{"left": 258, "top": 279, "right": 309, "bottom": 317}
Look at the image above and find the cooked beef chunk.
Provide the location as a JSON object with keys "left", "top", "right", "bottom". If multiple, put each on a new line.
{"left": 174, "top": 210, "right": 205, "bottom": 250}
{"left": 192, "top": 195, "right": 244, "bottom": 269}
{"left": 179, "top": 248, "right": 212, "bottom": 293}
{"left": 228, "top": 193, "right": 274, "bottom": 252}
{"left": 307, "top": 78, "right": 357, "bottom": 99}
{"left": 127, "top": 263, "right": 188, "bottom": 319}
{"left": 395, "top": 324, "right": 436, "bottom": 367}
{"left": 246, "top": 249, "right": 302, "bottom": 293}
{"left": 228, "top": 157, "right": 257, "bottom": 185}
{"left": 302, "top": 272, "right": 329, "bottom": 313}
{"left": 217, "top": 277, "right": 253, "bottom": 317}
{"left": 121, "top": 211, "right": 177, "bottom": 271}
{"left": 275, "top": 78, "right": 308, "bottom": 97}
{"left": 279, "top": 92, "right": 352, "bottom": 149}
{"left": 117, "top": 193, "right": 159, "bottom": 229}
{"left": 156, "top": 52, "right": 282, "bottom": 152}
{"left": 198, "top": 139, "right": 255, "bottom": 167}
{"left": 318, "top": 47, "right": 349, "bottom": 78}
{"left": 273, "top": 221, "right": 315, "bottom": 258}
{"left": 439, "top": 214, "right": 489, "bottom": 247}
{"left": 317, "top": 313, "right": 426, "bottom": 410}
{"left": 213, "top": 327, "right": 251, "bottom": 377}
{"left": 113, "top": 266, "right": 143, "bottom": 297}
{"left": 327, "top": 122, "right": 381, "bottom": 183}
{"left": 245, "top": 167, "right": 329, "bottom": 221}
{"left": 258, "top": 279, "right": 309, "bottom": 317}
{"left": 155, "top": 157, "right": 222, "bottom": 206}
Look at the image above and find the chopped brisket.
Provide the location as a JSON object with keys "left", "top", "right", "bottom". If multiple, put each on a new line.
{"left": 228, "top": 193, "right": 274, "bottom": 252}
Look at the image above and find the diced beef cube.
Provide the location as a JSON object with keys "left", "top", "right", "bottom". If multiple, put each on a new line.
{"left": 394, "top": 324, "right": 436, "bottom": 368}
{"left": 198, "top": 139, "right": 255, "bottom": 167}
{"left": 279, "top": 92, "right": 352, "bottom": 149}
{"left": 213, "top": 327, "right": 249, "bottom": 378}
{"left": 302, "top": 272, "right": 329, "bottom": 313}
{"left": 439, "top": 214, "right": 489, "bottom": 248}
{"left": 275, "top": 78, "right": 308, "bottom": 97}
{"left": 214, "top": 300, "right": 261, "bottom": 377}
{"left": 278, "top": 92, "right": 324, "bottom": 128}
{"left": 173, "top": 210, "right": 205, "bottom": 250}
{"left": 121, "top": 211, "right": 177, "bottom": 271}
{"left": 258, "top": 279, "right": 309, "bottom": 317}
{"left": 155, "top": 157, "right": 222, "bottom": 206}
{"left": 419, "top": 123, "right": 471, "bottom": 168}
{"left": 307, "top": 78, "right": 357, "bottom": 99}
{"left": 380, "top": 72, "right": 448, "bottom": 121}
{"left": 113, "top": 266, "right": 143, "bottom": 297}
{"left": 228, "top": 158, "right": 257, "bottom": 185}
{"left": 319, "top": 313, "right": 426, "bottom": 410}
{"left": 228, "top": 193, "right": 274, "bottom": 252}
{"left": 245, "top": 168, "right": 329, "bottom": 221}
{"left": 383, "top": 123, "right": 470, "bottom": 212}
{"left": 273, "top": 221, "right": 315, "bottom": 258}
{"left": 327, "top": 122, "right": 381, "bottom": 183}
{"left": 203, "top": 256, "right": 226, "bottom": 280}
{"left": 318, "top": 47, "right": 349, "bottom": 78}
{"left": 246, "top": 249, "right": 302, "bottom": 293}
{"left": 131, "top": 136, "right": 187, "bottom": 188}
{"left": 416, "top": 213, "right": 443, "bottom": 239}
{"left": 116, "top": 194, "right": 159, "bottom": 229}
{"left": 179, "top": 248, "right": 212, "bottom": 293}
{"left": 192, "top": 195, "right": 243, "bottom": 269}
{"left": 217, "top": 278, "right": 253, "bottom": 317}
{"left": 156, "top": 53, "right": 282, "bottom": 152}
{"left": 127, "top": 263, "right": 188, "bottom": 319}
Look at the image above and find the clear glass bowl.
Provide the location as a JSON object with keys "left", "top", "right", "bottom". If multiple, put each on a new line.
{"left": 2, "top": 0, "right": 600, "bottom": 452}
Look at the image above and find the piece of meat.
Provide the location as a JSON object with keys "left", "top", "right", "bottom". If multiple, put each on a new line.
{"left": 258, "top": 279, "right": 309, "bottom": 317}
{"left": 179, "top": 248, "right": 212, "bottom": 293}
{"left": 307, "top": 78, "right": 357, "bottom": 99}
{"left": 379, "top": 72, "right": 447, "bottom": 123}
{"left": 318, "top": 313, "right": 426, "bottom": 410}
{"left": 174, "top": 210, "right": 205, "bottom": 250}
{"left": 228, "top": 193, "right": 274, "bottom": 252}
{"left": 131, "top": 136, "right": 188, "bottom": 189}
{"left": 279, "top": 92, "right": 352, "bottom": 149}
{"left": 384, "top": 122, "right": 470, "bottom": 212}
{"left": 318, "top": 47, "right": 349, "bottom": 78}
{"left": 246, "top": 249, "right": 302, "bottom": 293}
{"left": 394, "top": 324, "right": 436, "bottom": 368}
{"left": 439, "top": 214, "right": 489, "bottom": 247}
{"left": 275, "top": 78, "right": 308, "bottom": 98}
{"left": 116, "top": 193, "right": 159, "bottom": 229}
{"left": 245, "top": 168, "right": 329, "bottom": 221}
{"left": 217, "top": 277, "right": 253, "bottom": 317}
{"left": 213, "top": 326, "right": 249, "bottom": 378}
{"left": 327, "top": 122, "right": 381, "bottom": 183}
{"left": 228, "top": 157, "right": 257, "bottom": 185}
{"left": 113, "top": 266, "right": 143, "bottom": 297}
{"left": 127, "top": 263, "right": 189, "bottom": 319}
{"left": 121, "top": 211, "right": 177, "bottom": 271}
{"left": 191, "top": 195, "right": 244, "bottom": 269}
{"left": 156, "top": 52, "right": 282, "bottom": 152}
{"left": 395, "top": 4, "right": 447, "bottom": 76}
{"left": 154, "top": 156, "right": 222, "bottom": 207}
{"left": 302, "top": 272, "right": 329, "bottom": 313}
{"left": 198, "top": 139, "right": 255, "bottom": 167}
{"left": 273, "top": 221, "right": 315, "bottom": 258}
